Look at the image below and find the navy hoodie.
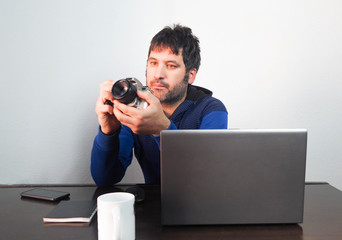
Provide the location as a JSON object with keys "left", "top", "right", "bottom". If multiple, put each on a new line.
{"left": 91, "top": 85, "right": 228, "bottom": 186}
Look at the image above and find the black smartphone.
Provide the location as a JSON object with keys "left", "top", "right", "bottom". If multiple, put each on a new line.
{"left": 20, "top": 188, "right": 70, "bottom": 201}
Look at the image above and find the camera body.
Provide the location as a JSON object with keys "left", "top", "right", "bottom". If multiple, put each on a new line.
{"left": 111, "top": 78, "right": 151, "bottom": 109}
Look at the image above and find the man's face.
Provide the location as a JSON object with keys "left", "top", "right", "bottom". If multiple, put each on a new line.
{"left": 146, "top": 48, "right": 188, "bottom": 105}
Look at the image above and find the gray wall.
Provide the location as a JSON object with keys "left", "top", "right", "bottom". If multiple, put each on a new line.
{"left": 1, "top": 0, "right": 341, "bottom": 190}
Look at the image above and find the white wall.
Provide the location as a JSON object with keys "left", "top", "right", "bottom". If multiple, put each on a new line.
{"left": 1, "top": 0, "right": 341, "bottom": 190}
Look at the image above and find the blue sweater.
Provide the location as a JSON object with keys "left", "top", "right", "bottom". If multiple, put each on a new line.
{"left": 91, "top": 85, "right": 228, "bottom": 186}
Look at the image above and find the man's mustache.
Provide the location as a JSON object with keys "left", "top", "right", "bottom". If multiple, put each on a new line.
{"left": 150, "top": 79, "right": 169, "bottom": 88}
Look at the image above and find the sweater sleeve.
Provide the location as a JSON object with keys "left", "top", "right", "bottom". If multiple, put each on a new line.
{"left": 200, "top": 111, "right": 228, "bottom": 129}
{"left": 153, "top": 109, "right": 227, "bottom": 149}
{"left": 153, "top": 120, "right": 177, "bottom": 149}
{"left": 90, "top": 125, "right": 134, "bottom": 187}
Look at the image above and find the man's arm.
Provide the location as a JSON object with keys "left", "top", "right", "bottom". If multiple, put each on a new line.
{"left": 152, "top": 103, "right": 228, "bottom": 149}
{"left": 95, "top": 80, "right": 122, "bottom": 135}
{"left": 91, "top": 125, "right": 134, "bottom": 187}
{"left": 200, "top": 110, "right": 228, "bottom": 129}
{"left": 91, "top": 80, "right": 140, "bottom": 187}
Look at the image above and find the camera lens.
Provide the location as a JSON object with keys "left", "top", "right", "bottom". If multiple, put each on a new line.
{"left": 116, "top": 81, "right": 129, "bottom": 96}
{"left": 112, "top": 79, "right": 137, "bottom": 105}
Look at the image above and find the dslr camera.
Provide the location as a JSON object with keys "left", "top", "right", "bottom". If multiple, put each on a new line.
{"left": 106, "top": 78, "right": 151, "bottom": 109}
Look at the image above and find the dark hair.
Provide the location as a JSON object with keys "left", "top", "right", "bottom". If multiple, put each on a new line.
{"left": 148, "top": 24, "right": 201, "bottom": 73}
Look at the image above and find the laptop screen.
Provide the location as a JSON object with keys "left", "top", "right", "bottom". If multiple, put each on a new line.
{"left": 160, "top": 129, "right": 307, "bottom": 225}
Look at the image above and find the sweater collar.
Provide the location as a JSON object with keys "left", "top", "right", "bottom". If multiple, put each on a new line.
{"left": 170, "top": 85, "right": 212, "bottom": 120}
{"left": 186, "top": 84, "right": 212, "bottom": 101}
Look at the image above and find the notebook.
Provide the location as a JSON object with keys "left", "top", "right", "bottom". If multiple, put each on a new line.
{"left": 43, "top": 200, "right": 97, "bottom": 223}
{"left": 160, "top": 129, "right": 307, "bottom": 225}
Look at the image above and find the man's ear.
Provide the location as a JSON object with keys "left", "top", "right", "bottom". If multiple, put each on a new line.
{"left": 187, "top": 68, "right": 197, "bottom": 85}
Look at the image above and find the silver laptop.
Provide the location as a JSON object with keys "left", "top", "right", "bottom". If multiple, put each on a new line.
{"left": 160, "top": 129, "right": 307, "bottom": 225}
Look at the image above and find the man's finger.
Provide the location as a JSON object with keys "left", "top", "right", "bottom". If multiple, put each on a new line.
{"left": 137, "top": 89, "right": 158, "bottom": 105}
{"left": 114, "top": 100, "right": 140, "bottom": 117}
{"left": 100, "top": 80, "right": 115, "bottom": 92}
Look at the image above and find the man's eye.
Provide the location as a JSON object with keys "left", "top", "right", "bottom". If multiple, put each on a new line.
{"left": 167, "top": 64, "right": 177, "bottom": 69}
{"left": 149, "top": 61, "right": 157, "bottom": 66}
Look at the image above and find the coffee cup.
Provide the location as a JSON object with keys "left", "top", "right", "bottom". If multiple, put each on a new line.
{"left": 97, "top": 192, "right": 135, "bottom": 240}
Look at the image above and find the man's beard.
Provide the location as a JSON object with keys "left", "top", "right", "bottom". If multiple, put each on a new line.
{"left": 152, "top": 74, "right": 189, "bottom": 106}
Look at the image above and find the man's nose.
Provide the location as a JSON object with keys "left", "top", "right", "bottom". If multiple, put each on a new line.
{"left": 154, "top": 65, "right": 166, "bottom": 79}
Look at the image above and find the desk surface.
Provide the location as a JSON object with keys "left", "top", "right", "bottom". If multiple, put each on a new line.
{"left": 0, "top": 183, "right": 341, "bottom": 240}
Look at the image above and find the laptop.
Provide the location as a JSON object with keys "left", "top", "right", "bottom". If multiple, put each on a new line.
{"left": 160, "top": 129, "right": 307, "bottom": 225}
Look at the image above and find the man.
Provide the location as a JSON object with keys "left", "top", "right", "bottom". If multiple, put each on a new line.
{"left": 91, "top": 24, "right": 228, "bottom": 186}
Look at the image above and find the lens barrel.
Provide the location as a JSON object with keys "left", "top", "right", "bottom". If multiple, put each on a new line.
{"left": 112, "top": 79, "right": 138, "bottom": 105}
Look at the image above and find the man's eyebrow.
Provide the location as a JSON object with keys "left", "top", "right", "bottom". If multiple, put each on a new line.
{"left": 165, "top": 60, "right": 178, "bottom": 63}
{"left": 148, "top": 57, "right": 180, "bottom": 65}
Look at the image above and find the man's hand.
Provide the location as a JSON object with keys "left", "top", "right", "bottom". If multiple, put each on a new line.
{"left": 113, "top": 90, "right": 170, "bottom": 135}
{"left": 95, "top": 80, "right": 121, "bottom": 135}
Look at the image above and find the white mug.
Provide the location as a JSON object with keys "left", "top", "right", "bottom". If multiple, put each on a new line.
{"left": 97, "top": 192, "right": 135, "bottom": 240}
